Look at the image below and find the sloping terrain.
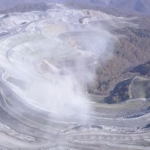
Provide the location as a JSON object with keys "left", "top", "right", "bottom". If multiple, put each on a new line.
{"left": 86, "top": 15, "right": 150, "bottom": 97}
{"left": 0, "top": 2, "right": 150, "bottom": 150}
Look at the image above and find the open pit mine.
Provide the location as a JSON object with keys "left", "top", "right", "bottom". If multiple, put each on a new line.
{"left": 0, "top": 3, "right": 149, "bottom": 150}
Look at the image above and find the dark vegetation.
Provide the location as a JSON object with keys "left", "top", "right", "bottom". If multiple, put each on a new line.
{"left": 129, "top": 61, "right": 150, "bottom": 76}
{"left": 105, "top": 79, "right": 132, "bottom": 104}
{"left": 104, "top": 76, "right": 150, "bottom": 104}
